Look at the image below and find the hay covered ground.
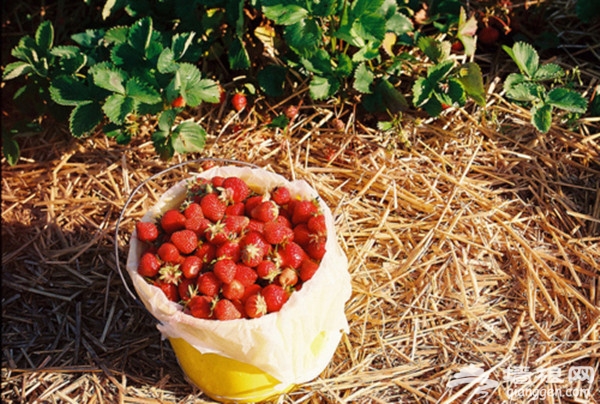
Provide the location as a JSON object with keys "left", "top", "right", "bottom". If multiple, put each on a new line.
{"left": 2, "top": 3, "right": 600, "bottom": 404}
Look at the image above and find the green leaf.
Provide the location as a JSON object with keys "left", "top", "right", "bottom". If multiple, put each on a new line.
{"left": 504, "top": 42, "right": 539, "bottom": 78}
{"left": 102, "top": 93, "right": 135, "bottom": 124}
{"left": 353, "top": 63, "right": 374, "bottom": 94}
{"left": 2, "top": 132, "right": 20, "bottom": 166}
{"left": 300, "top": 49, "right": 333, "bottom": 76}
{"left": 102, "top": 0, "right": 125, "bottom": 20}
{"left": 50, "top": 45, "right": 80, "bottom": 58}
{"left": 35, "top": 21, "right": 54, "bottom": 51}
{"left": 446, "top": 78, "right": 466, "bottom": 105}
{"left": 335, "top": 53, "right": 354, "bottom": 77}
{"left": 456, "top": 62, "right": 486, "bottom": 106}
{"left": 505, "top": 82, "right": 543, "bottom": 102}
{"left": 69, "top": 102, "right": 103, "bottom": 138}
{"left": 352, "top": 40, "right": 381, "bottom": 62}
{"left": 532, "top": 103, "right": 552, "bottom": 133}
{"left": 427, "top": 60, "right": 455, "bottom": 83}
{"left": 228, "top": 36, "right": 251, "bottom": 70}
{"left": 457, "top": 7, "right": 477, "bottom": 57}
{"left": 533, "top": 63, "right": 565, "bottom": 81}
{"left": 58, "top": 54, "right": 87, "bottom": 75}
{"left": 412, "top": 77, "right": 434, "bottom": 107}
{"left": 171, "top": 121, "right": 206, "bottom": 153}
{"left": 386, "top": 13, "right": 413, "bottom": 35}
{"left": 503, "top": 72, "right": 528, "bottom": 91}
{"left": 310, "top": 0, "right": 338, "bottom": 17}
{"left": 262, "top": 4, "right": 309, "bottom": 25}
{"left": 171, "top": 32, "right": 196, "bottom": 60}
{"left": 2, "top": 61, "right": 34, "bottom": 81}
{"left": 158, "top": 109, "right": 178, "bottom": 132}
{"left": 91, "top": 64, "right": 127, "bottom": 94}
{"left": 128, "top": 17, "right": 153, "bottom": 51}
{"left": 172, "top": 63, "right": 220, "bottom": 106}
{"left": 49, "top": 76, "right": 94, "bottom": 106}
{"left": 377, "top": 78, "right": 408, "bottom": 113}
{"left": 590, "top": 86, "right": 600, "bottom": 117}
{"left": 354, "top": 13, "right": 386, "bottom": 43}
{"left": 417, "top": 36, "right": 449, "bottom": 63}
{"left": 266, "top": 114, "right": 290, "bottom": 129}
{"left": 423, "top": 97, "right": 443, "bottom": 117}
{"left": 309, "top": 75, "right": 339, "bottom": 100}
{"left": 157, "top": 48, "right": 179, "bottom": 74}
{"left": 125, "top": 77, "right": 162, "bottom": 104}
{"left": 285, "top": 19, "right": 322, "bottom": 58}
{"left": 546, "top": 88, "right": 588, "bottom": 113}
{"left": 104, "top": 26, "right": 129, "bottom": 44}
{"left": 351, "top": 0, "right": 384, "bottom": 16}
{"left": 257, "top": 65, "right": 287, "bottom": 97}
{"left": 151, "top": 130, "right": 174, "bottom": 160}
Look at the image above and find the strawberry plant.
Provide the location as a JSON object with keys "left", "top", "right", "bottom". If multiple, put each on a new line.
{"left": 502, "top": 42, "right": 588, "bottom": 133}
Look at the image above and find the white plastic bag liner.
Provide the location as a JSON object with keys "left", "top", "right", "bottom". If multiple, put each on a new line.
{"left": 126, "top": 166, "right": 352, "bottom": 388}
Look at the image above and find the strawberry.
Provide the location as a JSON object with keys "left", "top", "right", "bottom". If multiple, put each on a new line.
{"left": 305, "top": 238, "right": 326, "bottom": 261}
{"left": 234, "top": 264, "right": 258, "bottom": 287}
{"left": 200, "top": 193, "right": 226, "bottom": 222}
{"left": 157, "top": 242, "right": 182, "bottom": 264}
{"left": 256, "top": 259, "right": 280, "bottom": 281}
{"left": 205, "top": 221, "right": 230, "bottom": 245}
{"left": 291, "top": 200, "right": 319, "bottom": 225}
{"left": 185, "top": 216, "right": 211, "bottom": 234}
{"left": 213, "top": 259, "right": 237, "bottom": 284}
{"left": 223, "top": 215, "right": 250, "bottom": 235}
{"left": 307, "top": 214, "right": 326, "bottom": 236}
{"left": 263, "top": 220, "right": 294, "bottom": 245}
{"left": 261, "top": 284, "right": 288, "bottom": 313}
{"left": 231, "top": 92, "right": 247, "bottom": 112}
{"left": 271, "top": 186, "right": 291, "bottom": 206}
{"left": 244, "top": 195, "right": 264, "bottom": 217}
{"left": 244, "top": 293, "right": 267, "bottom": 318}
{"left": 222, "top": 279, "right": 245, "bottom": 301}
{"left": 170, "top": 229, "right": 198, "bottom": 255}
{"left": 181, "top": 255, "right": 203, "bottom": 279}
{"left": 299, "top": 258, "right": 319, "bottom": 282}
{"left": 247, "top": 219, "right": 265, "bottom": 234}
{"left": 251, "top": 200, "right": 279, "bottom": 223}
{"left": 138, "top": 251, "right": 161, "bottom": 277}
{"left": 136, "top": 222, "right": 159, "bottom": 242}
{"left": 214, "top": 298, "right": 242, "bottom": 320}
{"left": 241, "top": 283, "right": 262, "bottom": 303}
{"left": 183, "top": 202, "right": 204, "bottom": 220}
{"left": 222, "top": 176, "right": 250, "bottom": 203}
{"left": 154, "top": 280, "right": 179, "bottom": 302}
{"left": 240, "top": 231, "right": 269, "bottom": 267}
{"left": 225, "top": 202, "right": 245, "bottom": 216}
{"left": 478, "top": 26, "right": 499, "bottom": 45}
{"left": 277, "top": 267, "right": 298, "bottom": 289}
{"left": 293, "top": 223, "right": 311, "bottom": 247}
{"left": 178, "top": 278, "right": 198, "bottom": 302}
{"left": 161, "top": 209, "right": 187, "bottom": 234}
{"left": 197, "top": 272, "right": 222, "bottom": 297}
{"left": 278, "top": 241, "right": 306, "bottom": 269}
{"left": 216, "top": 240, "right": 241, "bottom": 262}
{"left": 211, "top": 176, "right": 225, "bottom": 188}
{"left": 284, "top": 105, "right": 299, "bottom": 120}
{"left": 158, "top": 263, "right": 182, "bottom": 285}
{"left": 195, "top": 242, "right": 216, "bottom": 264}
{"left": 171, "top": 95, "right": 185, "bottom": 108}
{"left": 188, "top": 295, "right": 213, "bottom": 319}
{"left": 451, "top": 40, "right": 464, "bottom": 52}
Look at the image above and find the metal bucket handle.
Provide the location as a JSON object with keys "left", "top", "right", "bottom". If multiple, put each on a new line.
{"left": 113, "top": 158, "right": 260, "bottom": 304}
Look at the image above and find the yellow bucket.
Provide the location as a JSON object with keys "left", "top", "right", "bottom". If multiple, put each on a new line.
{"left": 169, "top": 337, "right": 295, "bottom": 403}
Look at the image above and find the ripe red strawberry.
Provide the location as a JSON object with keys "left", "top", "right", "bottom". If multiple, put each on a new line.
{"left": 299, "top": 258, "right": 319, "bottom": 282}
{"left": 234, "top": 264, "right": 259, "bottom": 287}
{"left": 241, "top": 283, "right": 262, "bottom": 302}
{"left": 205, "top": 221, "right": 230, "bottom": 245}
{"left": 222, "top": 177, "right": 250, "bottom": 203}
{"left": 451, "top": 40, "right": 464, "bottom": 52}
{"left": 183, "top": 202, "right": 204, "bottom": 220}
{"left": 291, "top": 200, "right": 319, "bottom": 225}
{"left": 240, "top": 231, "right": 269, "bottom": 267}
{"left": 225, "top": 202, "right": 245, "bottom": 216}
{"left": 307, "top": 214, "right": 326, "bottom": 236}
{"left": 244, "top": 293, "right": 267, "bottom": 318}
{"left": 185, "top": 216, "right": 211, "bottom": 234}
{"left": 213, "top": 259, "right": 237, "bottom": 284}
{"left": 171, "top": 95, "right": 186, "bottom": 108}
{"left": 200, "top": 193, "right": 226, "bottom": 222}
{"left": 197, "top": 272, "right": 221, "bottom": 297}
{"left": 181, "top": 255, "right": 203, "bottom": 279}
{"left": 223, "top": 215, "right": 250, "bottom": 235}
{"left": 247, "top": 219, "right": 265, "bottom": 234}
{"left": 244, "top": 195, "right": 264, "bottom": 216}
{"left": 216, "top": 240, "right": 241, "bottom": 262}
{"left": 154, "top": 280, "right": 179, "bottom": 302}
{"left": 138, "top": 251, "right": 161, "bottom": 277}
{"left": 293, "top": 223, "right": 311, "bottom": 247}
{"left": 263, "top": 221, "right": 294, "bottom": 245}
{"left": 256, "top": 260, "right": 280, "bottom": 281}
{"left": 305, "top": 238, "right": 326, "bottom": 260}
{"left": 170, "top": 229, "right": 198, "bottom": 255}
{"left": 214, "top": 298, "right": 242, "bottom": 320}
{"left": 251, "top": 200, "right": 279, "bottom": 223}
{"left": 161, "top": 209, "right": 187, "bottom": 234}
{"left": 278, "top": 267, "right": 298, "bottom": 288}
{"left": 278, "top": 241, "right": 306, "bottom": 269}
{"left": 211, "top": 176, "right": 225, "bottom": 188}
{"left": 231, "top": 92, "right": 247, "bottom": 112}
{"left": 158, "top": 264, "right": 182, "bottom": 285}
{"left": 261, "top": 284, "right": 288, "bottom": 313}
{"left": 178, "top": 277, "right": 198, "bottom": 302}
{"left": 136, "top": 222, "right": 159, "bottom": 242}
{"left": 157, "top": 242, "right": 182, "bottom": 264}
{"left": 195, "top": 242, "right": 216, "bottom": 264}
{"left": 478, "top": 26, "right": 499, "bottom": 45}
{"left": 188, "top": 295, "right": 213, "bottom": 319}
{"left": 271, "top": 186, "right": 291, "bottom": 206}
{"left": 222, "top": 279, "right": 245, "bottom": 301}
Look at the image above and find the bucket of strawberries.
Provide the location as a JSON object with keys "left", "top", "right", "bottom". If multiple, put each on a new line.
{"left": 118, "top": 160, "right": 351, "bottom": 403}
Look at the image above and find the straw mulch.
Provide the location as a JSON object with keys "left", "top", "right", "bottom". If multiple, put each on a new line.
{"left": 2, "top": 12, "right": 600, "bottom": 404}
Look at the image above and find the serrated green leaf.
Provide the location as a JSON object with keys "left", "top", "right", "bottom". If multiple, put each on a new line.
{"left": 351, "top": 0, "right": 384, "bottom": 17}
{"left": 157, "top": 48, "right": 179, "bottom": 73}
{"left": 102, "top": 0, "right": 125, "bottom": 20}
{"left": 503, "top": 72, "right": 528, "bottom": 91}
{"left": 35, "top": 21, "right": 54, "bottom": 51}
{"left": 354, "top": 13, "right": 386, "bottom": 43}
{"left": 351, "top": 41, "right": 381, "bottom": 62}
{"left": 158, "top": 109, "right": 177, "bottom": 132}
{"left": 310, "top": 0, "right": 338, "bottom": 17}
{"left": 423, "top": 97, "right": 443, "bottom": 117}
{"left": 386, "top": 13, "right": 413, "bottom": 35}
{"left": 171, "top": 32, "right": 196, "bottom": 60}
{"left": 300, "top": 49, "right": 333, "bottom": 76}
{"left": 427, "top": 60, "right": 455, "bottom": 83}
{"left": 266, "top": 114, "right": 290, "bottom": 129}
{"left": 505, "top": 82, "right": 543, "bottom": 102}
{"left": 171, "top": 121, "right": 206, "bottom": 153}
{"left": 69, "top": 102, "right": 103, "bottom": 138}
{"left": 533, "top": 63, "right": 565, "bottom": 81}
{"left": 417, "top": 36, "right": 449, "bottom": 63}
{"left": 335, "top": 53, "right": 354, "bottom": 77}
{"left": 58, "top": 54, "right": 87, "bottom": 75}
{"left": 110, "top": 43, "right": 141, "bottom": 66}
{"left": 128, "top": 17, "right": 153, "bottom": 51}
{"left": 71, "top": 29, "right": 105, "bottom": 48}
{"left": 456, "top": 62, "right": 486, "bottom": 106}
{"left": 353, "top": 63, "right": 374, "bottom": 94}
{"left": 49, "top": 75, "right": 94, "bottom": 106}
{"left": 228, "top": 36, "right": 251, "bottom": 70}
{"left": 91, "top": 65, "right": 127, "bottom": 94}
{"left": 446, "top": 78, "right": 466, "bottom": 105}
{"left": 102, "top": 93, "right": 135, "bottom": 124}
{"left": 506, "top": 42, "right": 539, "bottom": 78}
{"left": 50, "top": 45, "right": 80, "bottom": 58}
{"left": 285, "top": 19, "right": 322, "bottom": 58}
{"left": 257, "top": 65, "right": 287, "bottom": 97}
{"left": 377, "top": 78, "right": 408, "bottom": 113}
{"left": 457, "top": 7, "right": 477, "bottom": 57}
{"left": 2, "top": 132, "right": 20, "bottom": 166}
{"left": 172, "top": 63, "right": 220, "bottom": 106}
{"left": 262, "top": 4, "right": 308, "bottom": 25}
{"left": 151, "top": 130, "right": 175, "bottom": 160}
{"left": 309, "top": 75, "right": 339, "bottom": 100}
{"left": 546, "top": 88, "right": 588, "bottom": 113}
{"left": 2, "top": 61, "right": 34, "bottom": 81}
{"left": 412, "top": 77, "right": 434, "bottom": 107}
{"left": 377, "top": 121, "right": 394, "bottom": 131}
{"left": 532, "top": 103, "right": 552, "bottom": 133}
{"left": 125, "top": 77, "right": 162, "bottom": 104}
{"left": 104, "top": 26, "right": 129, "bottom": 44}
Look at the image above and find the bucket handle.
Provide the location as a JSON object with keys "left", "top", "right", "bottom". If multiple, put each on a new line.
{"left": 113, "top": 158, "right": 260, "bottom": 304}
